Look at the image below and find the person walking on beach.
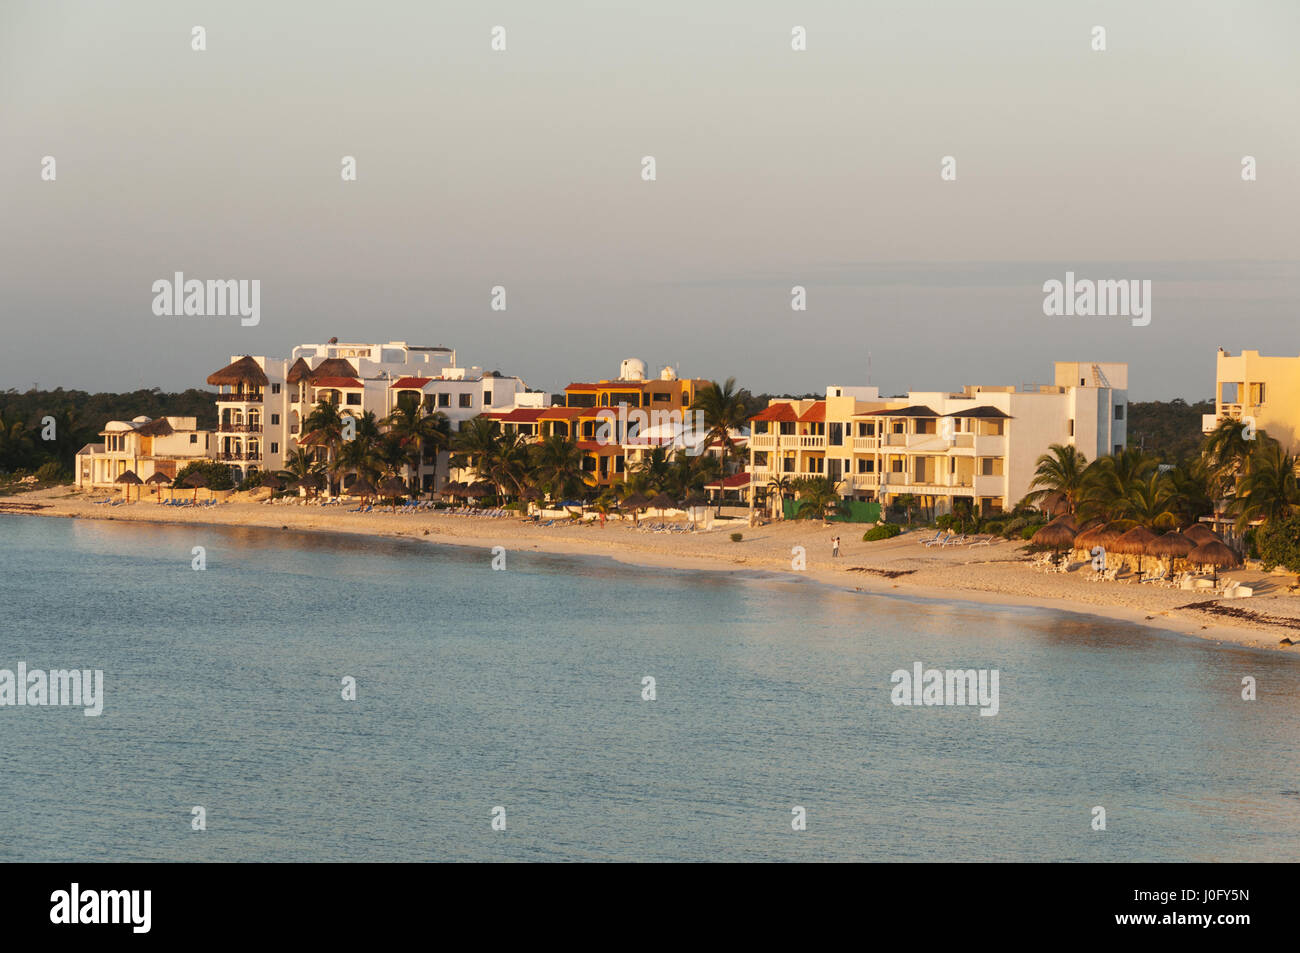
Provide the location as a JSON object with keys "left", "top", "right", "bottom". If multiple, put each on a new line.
{"left": 832, "top": 535, "right": 840, "bottom": 558}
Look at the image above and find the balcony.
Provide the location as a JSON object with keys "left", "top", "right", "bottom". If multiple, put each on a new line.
{"left": 219, "top": 423, "right": 262, "bottom": 433}
{"left": 750, "top": 433, "right": 777, "bottom": 449}
{"left": 798, "top": 435, "right": 826, "bottom": 448}
{"left": 216, "top": 391, "right": 263, "bottom": 403}
{"left": 216, "top": 453, "right": 262, "bottom": 462}
{"left": 852, "top": 436, "right": 880, "bottom": 451}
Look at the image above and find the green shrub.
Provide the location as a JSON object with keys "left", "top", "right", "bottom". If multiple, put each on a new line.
{"left": 935, "top": 514, "right": 955, "bottom": 531}
{"left": 34, "top": 461, "right": 66, "bottom": 483}
{"left": 863, "top": 523, "right": 902, "bottom": 542}
{"left": 730, "top": 532, "right": 743, "bottom": 542}
{"left": 1255, "top": 514, "right": 1300, "bottom": 571}
{"left": 1021, "top": 523, "right": 1044, "bottom": 540}
{"left": 173, "top": 460, "right": 235, "bottom": 491}
{"left": 984, "top": 521, "right": 1004, "bottom": 535}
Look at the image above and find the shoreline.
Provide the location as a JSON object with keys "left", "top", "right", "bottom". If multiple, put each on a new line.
{"left": 8, "top": 487, "right": 1300, "bottom": 655}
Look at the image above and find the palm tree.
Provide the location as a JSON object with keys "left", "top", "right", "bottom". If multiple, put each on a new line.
{"left": 690, "top": 377, "right": 752, "bottom": 470}
{"left": 1233, "top": 441, "right": 1300, "bottom": 530}
{"left": 450, "top": 417, "right": 503, "bottom": 485}
{"left": 766, "top": 474, "right": 793, "bottom": 520}
{"left": 1079, "top": 447, "right": 1154, "bottom": 521}
{"left": 301, "top": 401, "right": 347, "bottom": 494}
{"left": 529, "top": 434, "right": 591, "bottom": 501}
{"left": 1125, "top": 470, "right": 1176, "bottom": 529}
{"left": 382, "top": 403, "right": 450, "bottom": 494}
{"left": 1024, "top": 444, "right": 1090, "bottom": 515}
{"left": 894, "top": 492, "right": 919, "bottom": 525}
{"left": 631, "top": 446, "right": 673, "bottom": 493}
{"left": 1202, "top": 417, "right": 1276, "bottom": 524}
{"left": 792, "top": 476, "right": 845, "bottom": 524}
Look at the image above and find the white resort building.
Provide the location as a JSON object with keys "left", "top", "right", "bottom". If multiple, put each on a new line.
{"left": 205, "top": 340, "right": 529, "bottom": 492}
{"left": 748, "top": 361, "right": 1128, "bottom": 517}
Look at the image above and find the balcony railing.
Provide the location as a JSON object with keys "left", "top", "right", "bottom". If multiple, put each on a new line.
{"left": 852, "top": 436, "right": 880, "bottom": 451}
{"left": 216, "top": 392, "right": 263, "bottom": 403}
{"left": 219, "top": 423, "right": 262, "bottom": 433}
{"left": 216, "top": 453, "right": 262, "bottom": 462}
{"left": 798, "top": 435, "right": 826, "bottom": 448}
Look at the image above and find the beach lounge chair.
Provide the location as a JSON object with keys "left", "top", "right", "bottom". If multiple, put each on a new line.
{"left": 917, "top": 531, "right": 942, "bottom": 546}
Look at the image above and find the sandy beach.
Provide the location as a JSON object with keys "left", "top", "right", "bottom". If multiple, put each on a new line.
{"left": 8, "top": 486, "right": 1300, "bottom": 654}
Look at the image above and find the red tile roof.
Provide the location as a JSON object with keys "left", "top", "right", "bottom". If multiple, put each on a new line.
{"left": 751, "top": 403, "right": 798, "bottom": 422}
{"left": 313, "top": 377, "right": 363, "bottom": 388}
{"left": 565, "top": 383, "right": 599, "bottom": 391}
{"left": 488, "top": 407, "right": 548, "bottom": 423}
{"left": 575, "top": 441, "right": 620, "bottom": 453}
{"left": 797, "top": 401, "right": 826, "bottom": 423}
{"left": 538, "top": 407, "right": 588, "bottom": 419}
{"left": 391, "top": 377, "right": 432, "bottom": 389}
{"left": 705, "top": 472, "right": 753, "bottom": 489}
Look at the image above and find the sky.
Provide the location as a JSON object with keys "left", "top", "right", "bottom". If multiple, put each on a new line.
{"left": 1, "top": 0, "right": 1297, "bottom": 401}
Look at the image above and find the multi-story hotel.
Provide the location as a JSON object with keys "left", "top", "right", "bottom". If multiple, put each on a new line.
{"left": 485, "top": 358, "right": 719, "bottom": 490}
{"left": 1203, "top": 348, "right": 1300, "bottom": 450}
{"left": 205, "top": 340, "right": 528, "bottom": 491}
{"left": 749, "top": 361, "right": 1128, "bottom": 517}
{"left": 75, "top": 416, "right": 213, "bottom": 489}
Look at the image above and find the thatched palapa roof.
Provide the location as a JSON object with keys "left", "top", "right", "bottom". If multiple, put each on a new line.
{"left": 285, "top": 357, "right": 313, "bottom": 384}
{"left": 206, "top": 356, "right": 269, "bottom": 388}
{"left": 134, "top": 417, "right": 174, "bottom": 437}
{"left": 308, "top": 358, "right": 359, "bottom": 381}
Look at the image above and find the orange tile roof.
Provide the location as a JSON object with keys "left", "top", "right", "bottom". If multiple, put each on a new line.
{"left": 797, "top": 401, "right": 826, "bottom": 423}
{"left": 751, "top": 403, "right": 798, "bottom": 422}
{"left": 565, "top": 383, "right": 599, "bottom": 391}
{"left": 538, "top": 406, "right": 587, "bottom": 419}
{"left": 488, "top": 408, "right": 548, "bottom": 422}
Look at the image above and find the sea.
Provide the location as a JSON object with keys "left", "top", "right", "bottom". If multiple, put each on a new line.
{"left": 1, "top": 514, "right": 1297, "bottom": 862}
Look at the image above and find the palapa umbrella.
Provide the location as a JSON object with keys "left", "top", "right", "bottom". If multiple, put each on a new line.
{"left": 620, "top": 491, "right": 649, "bottom": 525}
{"left": 260, "top": 472, "right": 284, "bottom": 490}
{"left": 1188, "top": 539, "right": 1241, "bottom": 585}
{"left": 145, "top": 471, "right": 170, "bottom": 501}
{"left": 115, "top": 469, "right": 143, "bottom": 502}
{"left": 1150, "top": 530, "right": 1194, "bottom": 574}
{"left": 182, "top": 470, "right": 207, "bottom": 503}
{"left": 1183, "top": 523, "right": 1221, "bottom": 545}
{"left": 1030, "top": 517, "right": 1077, "bottom": 566}
{"left": 380, "top": 476, "right": 408, "bottom": 510}
{"left": 348, "top": 476, "right": 376, "bottom": 499}
{"left": 299, "top": 472, "right": 323, "bottom": 499}
{"left": 648, "top": 492, "right": 677, "bottom": 517}
{"left": 1112, "top": 525, "right": 1159, "bottom": 573}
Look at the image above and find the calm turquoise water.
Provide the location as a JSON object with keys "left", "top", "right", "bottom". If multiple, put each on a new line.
{"left": 1, "top": 514, "right": 1298, "bottom": 862}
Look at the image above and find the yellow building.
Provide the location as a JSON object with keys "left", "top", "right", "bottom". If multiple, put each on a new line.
{"left": 1208, "top": 348, "right": 1300, "bottom": 450}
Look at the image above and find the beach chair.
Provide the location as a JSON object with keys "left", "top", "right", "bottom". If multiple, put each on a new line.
{"left": 917, "top": 531, "right": 942, "bottom": 546}
{"left": 941, "top": 534, "right": 967, "bottom": 547}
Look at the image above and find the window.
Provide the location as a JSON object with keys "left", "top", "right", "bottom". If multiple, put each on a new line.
{"left": 1114, "top": 444, "right": 1123, "bottom": 455}
{"left": 438, "top": 393, "right": 450, "bottom": 407}
{"left": 270, "top": 443, "right": 278, "bottom": 454}
{"left": 1114, "top": 404, "right": 1124, "bottom": 420}
{"left": 891, "top": 458, "right": 903, "bottom": 473}
{"left": 271, "top": 414, "right": 280, "bottom": 425}
{"left": 271, "top": 383, "right": 281, "bottom": 394}
{"left": 484, "top": 391, "right": 492, "bottom": 405}
{"left": 754, "top": 421, "right": 769, "bottom": 434}
{"left": 189, "top": 434, "right": 197, "bottom": 444}
{"left": 1221, "top": 382, "right": 1240, "bottom": 404}
{"left": 893, "top": 422, "right": 904, "bottom": 434}
{"left": 459, "top": 394, "right": 472, "bottom": 408}
{"left": 1249, "top": 382, "right": 1266, "bottom": 405}
{"left": 653, "top": 392, "right": 670, "bottom": 403}
{"left": 809, "top": 457, "right": 824, "bottom": 473}
{"left": 1068, "top": 419, "right": 1074, "bottom": 436}
{"left": 346, "top": 393, "right": 361, "bottom": 406}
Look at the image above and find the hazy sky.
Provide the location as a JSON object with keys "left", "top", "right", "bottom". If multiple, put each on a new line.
{"left": 2, "top": 0, "right": 1297, "bottom": 401}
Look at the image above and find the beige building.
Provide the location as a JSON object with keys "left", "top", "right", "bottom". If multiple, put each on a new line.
{"left": 748, "top": 362, "right": 1128, "bottom": 517}
{"left": 1204, "top": 348, "right": 1300, "bottom": 450}
{"left": 75, "top": 416, "right": 213, "bottom": 489}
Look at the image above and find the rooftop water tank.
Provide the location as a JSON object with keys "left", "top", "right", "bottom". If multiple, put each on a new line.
{"left": 659, "top": 366, "right": 677, "bottom": 381}
{"left": 620, "top": 358, "right": 647, "bottom": 381}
